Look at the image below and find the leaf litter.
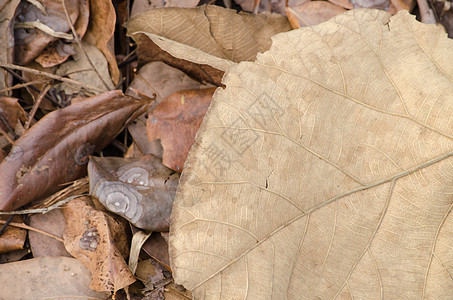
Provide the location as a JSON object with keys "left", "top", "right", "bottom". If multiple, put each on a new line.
{"left": 0, "top": 0, "right": 452, "bottom": 299}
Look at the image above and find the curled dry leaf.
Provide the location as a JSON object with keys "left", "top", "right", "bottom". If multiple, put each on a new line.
{"left": 125, "top": 5, "right": 291, "bottom": 84}
{"left": 0, "top": 90, "right": 149, "bottom": 211}
{"left": 89, "top": 155, "right": 179, "bottom": 231}
{"left": 63, "top": 196, "right": 135, "bottom": 292}
{"left": 170, "top": 10, "right": 453, "bottom": 298}
{"left": 148, "top": 88, "right": 216, "bottom": 172}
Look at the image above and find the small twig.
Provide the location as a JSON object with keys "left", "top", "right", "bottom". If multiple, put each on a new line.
{"left": 0, "top": 194, "right": 87, "bottom": 215}
{"left": 417, "top": 0, "right": 437, "bottom": 23}
{"left": 0, "top": 220, "right": 64, "bottom": 243}
{"left": 0, "top": 79, "right": 50, "bottom": 95}
{"left": 61, "top": 0, "right": 111, "bottom": 90}
{"left": 0, "top": 63, "right": 105, "bottom": 93}
{"left": 24, "top": 84, "right": 52, "bottom": 130}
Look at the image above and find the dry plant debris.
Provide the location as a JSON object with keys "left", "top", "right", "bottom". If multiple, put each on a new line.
{"left": 0, "top": 0, "right": 452, "bottom": 298}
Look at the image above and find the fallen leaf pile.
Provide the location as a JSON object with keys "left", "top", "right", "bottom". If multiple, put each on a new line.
{"left": 0, "top": 0, "right": 452, "bottom": 299}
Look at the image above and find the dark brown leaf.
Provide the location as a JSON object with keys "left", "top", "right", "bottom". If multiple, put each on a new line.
{"left": 0, "top": 90, "right": 149, "bottom": 211}
{"left": 88, "top": 155, "right": 179, "bottom": 231}
{"left": 147, "top": 88, "right": 215, "bottom": 172}
{"left": 63, "top": 196, "right": 135, "bottom": 292}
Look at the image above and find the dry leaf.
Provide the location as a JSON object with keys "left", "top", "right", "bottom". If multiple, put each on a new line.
{"left": 0, "top": 256, "right": 110, "bottom": 299}
{"left": 0, "top": 216, "right": 26, "bottom": 253}
{"left": 14, "top": 0, "right": 79, "bottom": 65}
{"left": 170, "top": 10, "right": 453, "bottom": 298}
{"left": 287, "top": 1, "right": 346, "bottom": 27}
{"left": 89, "top": 155, "right": 179, "bottom": 231}
{"left": 63, "top": 196, "right": 135, "bottom": 292}
{"left": 84, "top": 0, "right": 119, "bottom": 85}
{"left": 0, "top": 0, "right": 20, "bottom": 94}
{"left": 125, "top": 5, "right": 291, "bottom": 80}
{"left": 148, "top": 88, "right": 216, "bottom": 172}
{"left": 0, "top": 97, "right": 26, "bottom": 135}
{"left": 0, "top": 90, "right": 149, "bottom": 211}
{"left": 29, "top": 209, "right": 71, "bottom": 257}
{"left": 55, "top": 40, "right": 115, "bottom": 95}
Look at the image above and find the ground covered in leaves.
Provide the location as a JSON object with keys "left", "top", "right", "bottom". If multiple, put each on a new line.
{"left": 0, "top": 0, "right": 452, "bottom": 299}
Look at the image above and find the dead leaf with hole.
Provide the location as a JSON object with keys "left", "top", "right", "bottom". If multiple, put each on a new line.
{"left": 170, "top": 9, "right": 453, "bottom": 298}
{"left": 89, "top": 155, "right": 179, "bottom": 231}
{"left": 0, "top": 256, "right": 110, "bottom": 299}
{"left": 148, "top": 88, "right": 216, "bottom": 172}
{"left": 125, "top": 5, "right": 291, "bottom": 85}
{"left": 0, "top": 90, "right": 149, "bottom": 211}
{"left": 63, "top": 196, "right": 135, "bottom": 292}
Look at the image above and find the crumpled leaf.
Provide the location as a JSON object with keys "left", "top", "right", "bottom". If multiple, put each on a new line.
{"left": 14, "top": 0, "right": 79, "bottom": 65}
{"left": 89, "top": 155, "right": 179, "bottom": 231}
{"left": 148, "top": 88, "right": 216, "bottom": 172}
{"left": 170, "top": 9, "right": 453, "bottom": 298}
{"left": 125, "top": 5, "right": 291, "bottom": 83}
{"left": 0, "top": 90, "right": 149, "bottom": 211}
{"left": 63, "top": 196, "right": 135, "bottom": 292}
{"left": 0, "top": 256, "right": 110, "bottom": 299}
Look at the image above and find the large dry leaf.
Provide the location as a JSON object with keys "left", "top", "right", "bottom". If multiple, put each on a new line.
{"left": 125, "top": 5, "right": 292, "bottom": 74}
{"left": 170, "top": 9, "right": 453, "bottom": 298}
{"left": 0, "top": 90, "right": 149, "bottom": 211}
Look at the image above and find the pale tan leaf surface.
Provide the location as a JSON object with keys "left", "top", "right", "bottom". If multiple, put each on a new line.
{"left": 0, "top": 256, "right": 110, "bottom": 299}
{"left": 170, "top": 9, "right": 453, "bottom": 298}
{"left": 125, "top": 5, "right": 292, "bottom": 72}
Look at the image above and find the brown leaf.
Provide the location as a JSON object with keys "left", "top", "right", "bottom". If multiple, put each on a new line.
{"left": 63, "top": 196, "right": 135, "bottom": 292}
{"left": 14, "top": 0, "right": 79, "bottom": 65}
{"left": 34, "top": 0, "right": 90, "bottom": 68}
{"left": 29, "top": 209, "right": 71, "bottom": 257}
{"left": 0, "top": 216, "right": 26, "bottom": 253}
{"left": 0, "top": 90, "right": 149, "bottom": 211}
{"left": 88, "top": 155, "right": 179, "bottom": 231}
{"left": 84, "top": 0, "right": 120, "bottom": 85}
{"left": 125, "top": 5, "right": 291, "bottom": 83}
{"left": 0, "top": 0, "right": 20, "bottom": 94}
{"left": 0, "top": 256, "right": 110, "bottom": 298}
{"left": 132, "top": 227, "right": 170, "bottom": 270}
{"left": 170, "top": 10, "right": 453, "bottom": 298}
{"left": 148, "top": 88, "right": 216, "bottom": 172}
{"left": 0, "top": 97, "right": 26, "bottom": 135}
{"left": 127, "top": 61, "right": 213, "bottom": 159}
